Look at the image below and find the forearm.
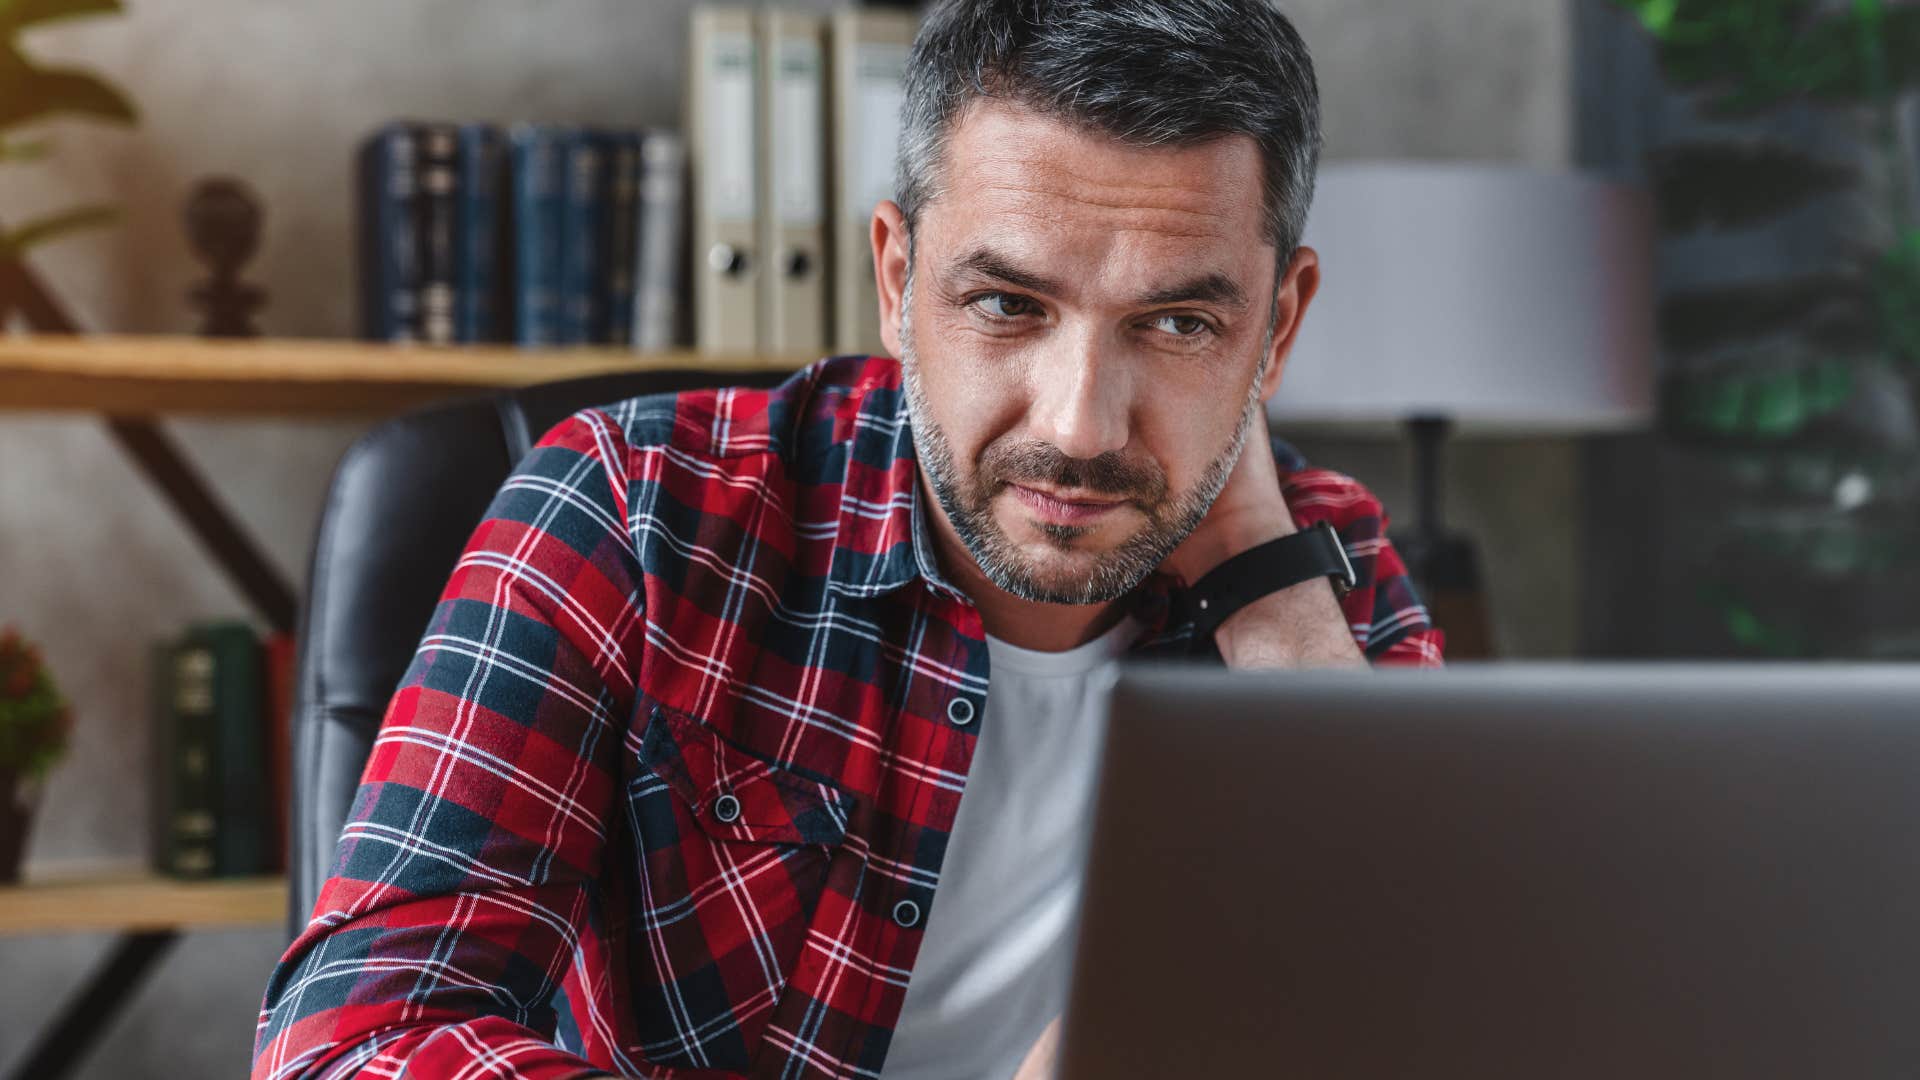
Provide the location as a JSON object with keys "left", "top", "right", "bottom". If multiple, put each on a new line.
{"left": 1212, "top": 575, "right": 1368, "bottom": 669}
{"left": 1186, "top": 504, "right": 1368, "bottom": 670}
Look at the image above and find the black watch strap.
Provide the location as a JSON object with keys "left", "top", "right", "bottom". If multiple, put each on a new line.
{"left": 1185, "top": 520, "right": 1358, "bottom": 645}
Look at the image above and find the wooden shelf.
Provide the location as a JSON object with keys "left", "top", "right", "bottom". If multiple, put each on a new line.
{"left": 0, "top": 334, "right": 816, "bottom": 417}
{"left": 0, "top": 872, "right": 286, "bottom": 935}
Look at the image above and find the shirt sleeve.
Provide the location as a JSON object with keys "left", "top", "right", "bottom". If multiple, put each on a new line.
{"left": 252, "top": 408, "right": 648, "bottom": 1080}
{"left": 1280, "top": 467, "right": 1447, "bottom": 668}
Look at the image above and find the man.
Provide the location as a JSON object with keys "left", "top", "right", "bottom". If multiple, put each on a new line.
{"left": 253, "top": 0, "right": 1441, "bottom": 1077}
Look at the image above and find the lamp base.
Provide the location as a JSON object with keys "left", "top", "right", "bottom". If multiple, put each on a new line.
{"left": 1398, "top": 415, "right": 1495, "bottom": 660}
{"left": 1391, "top": 529, "right": 1495, "bottom": 660}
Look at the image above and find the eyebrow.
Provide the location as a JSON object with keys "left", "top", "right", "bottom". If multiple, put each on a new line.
{"left": 945, "top": 246, "right": 1250, "bottom": 312}
{"left": 945, "top": 248, "right": 1065, "bottom": 296}
{"left": 1134, "top": 273, "right": 1248, "bottom": 311}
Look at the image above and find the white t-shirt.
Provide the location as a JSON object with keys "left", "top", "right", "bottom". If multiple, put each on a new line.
{"left": 880, "top": 615, "right": 1142, "bottom": 1080}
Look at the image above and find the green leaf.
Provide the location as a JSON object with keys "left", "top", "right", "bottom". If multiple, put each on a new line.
{"left": 1610, "top": 0, "right": 1682, "bottom": 36}
{"left": 1873, "top": 231, "right": 1920, "bottom": 366}
{"left": 0, "top": 0, "right": 122, "bottom": 37}
{"left": 1659, "top": 274, "right": 1878, "bottom": 355}
{"left": 0, "top": 46, "right": 138, "bottom": 130}
{"left": 1725, "top": 602, "right": 1768, "bottom": 648}
{"left": 1654, "top": 4, "right": 1920, "bottom": 114}
{"left": 1610, "top": 0, "right": 1920, "bottom": 114}
{"left": 1800, "top": 358, "right": 1855, "bottom": 413}
{"left": 1649, "top": 141, "right": 1858, "bottom": 232}
{"left": 0, "top": 203, "right": 115, "bottom": 254}
{"left": 0, "top": 135, "right": 50, "bottom": 161}
{"left": 1747, "top": 369, "right": 1805, "bottom": 437}
{"left": 1630, "top": 0, "right": 1824, "bottom": 98}
{"left": 1681, "top": 372, "right": 1749, "bottom": 434}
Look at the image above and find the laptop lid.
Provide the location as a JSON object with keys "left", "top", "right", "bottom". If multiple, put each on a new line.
{"left": 1060, "top": 663, "right": 1920, "bottom": 1079}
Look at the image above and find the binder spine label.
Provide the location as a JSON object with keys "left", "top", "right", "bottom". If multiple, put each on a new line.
{"left": 844, "top": 43, "right": 909, "bottom": 222}
{"left": 705, "top": 34, "right": 758, "bottom": 222}
{"left": 773, "top": 39, "right": 824, "bottom": 227}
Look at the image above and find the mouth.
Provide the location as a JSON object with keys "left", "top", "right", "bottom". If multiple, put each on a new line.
{"left": 1008, "top": 483, "right": 1128, "bottom": 527}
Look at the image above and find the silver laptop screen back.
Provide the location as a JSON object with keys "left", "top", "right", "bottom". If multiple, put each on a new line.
{"left": 1060, "top": 664, "right": 1920, "bottom": 1080}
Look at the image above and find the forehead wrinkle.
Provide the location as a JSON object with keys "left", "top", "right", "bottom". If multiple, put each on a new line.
{"left": 972, "top": 184, "right": 1234, "bottom": 242}
{"left": 968, "top": 167, "right": 1231, "bottom": 220}
{"left": 984, "top": 210, "right": 1221, "bottom": 243}
{"left": 959, "top": 128, "right": 1251, "bottom": 213}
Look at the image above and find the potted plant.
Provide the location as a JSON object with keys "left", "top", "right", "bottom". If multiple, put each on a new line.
{"left": 1607, "top": 0, "right": 1920, "bottom": 656}
{"left": 0, "top": 626, "right": 72, "bottom": 882}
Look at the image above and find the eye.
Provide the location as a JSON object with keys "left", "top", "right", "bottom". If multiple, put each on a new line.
{"left": 1149, "top": 313, "right": 1212, "bottom": 338}
{"left": 972, "top": 292, "right": 1039, "bottom": 320}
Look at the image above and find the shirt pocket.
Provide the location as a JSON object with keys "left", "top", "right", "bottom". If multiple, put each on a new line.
{"left": 620, "top": 699, "right": 857, "bottom": 1071}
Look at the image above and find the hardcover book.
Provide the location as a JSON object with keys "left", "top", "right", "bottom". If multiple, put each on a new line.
{"left": 356, "top": 123, "right": 421, "bottom": 341}
{"left": 416, "top": 123, "right": 461, "bottom": 345}
{"left": 509, "top": 124, "right": 568, "bottom": 346}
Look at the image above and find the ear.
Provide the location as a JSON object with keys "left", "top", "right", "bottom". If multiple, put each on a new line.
{"left": 1259, "top": 245, "right": 1320, "bottom": 404}
{"left": 872, "top": 199, "right": 911, "bottom": 358}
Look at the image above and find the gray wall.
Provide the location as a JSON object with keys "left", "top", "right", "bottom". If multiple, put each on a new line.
{"left": 0, "top": 1, "right": 1577, "bottom": 1075}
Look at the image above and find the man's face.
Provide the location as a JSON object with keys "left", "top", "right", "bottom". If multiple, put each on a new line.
{"left": 880, "top": 100, "right": 1307, "bottom": 605}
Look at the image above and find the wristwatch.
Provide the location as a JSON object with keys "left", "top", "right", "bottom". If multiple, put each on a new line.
{"left": 1185, "top": 520, "right": 1358, "bottom": 644}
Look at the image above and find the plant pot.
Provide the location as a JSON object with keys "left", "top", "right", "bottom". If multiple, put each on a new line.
{"left": 0, "top": 768, "right": 40, "bottom": 884}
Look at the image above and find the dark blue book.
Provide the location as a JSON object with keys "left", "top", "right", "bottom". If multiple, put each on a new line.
{"left": 601, "top": 131, "right": 643, "bottom": 346}
{"left": 508, "top": 124, "right": 566, "bottom": 346}
{"left": 454, "top": 124, "right": 506, "bottom": 342}
{"left": 558, "top": 129, "right": 607, "bottom": 345}
{"left": 416, "top": 123, "right": 460, "bottom": 344}
{"left": 356, "top": 123, "right": 419, "bottom": 341}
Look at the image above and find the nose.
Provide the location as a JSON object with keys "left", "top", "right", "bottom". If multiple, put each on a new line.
{"left": 1026, "top": 328, "right": 1131, "bottom": 462}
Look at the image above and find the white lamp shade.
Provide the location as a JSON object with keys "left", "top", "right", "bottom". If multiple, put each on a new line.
{"left": 1271, "top": 163, "right": 1656, "bottom": 433}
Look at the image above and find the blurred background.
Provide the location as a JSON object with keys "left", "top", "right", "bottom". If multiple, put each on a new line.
{"left": 0, "top": 0, "right": 1912, "bottom": 1075}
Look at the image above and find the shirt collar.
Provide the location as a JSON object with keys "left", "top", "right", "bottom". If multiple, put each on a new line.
{"left": 823, "top": 367, "right": 967, "bottom": 603}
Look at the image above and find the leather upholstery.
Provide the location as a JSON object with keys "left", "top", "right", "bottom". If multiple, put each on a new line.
{"left": 287, "top": 368, "right": 788, "bottom": 939}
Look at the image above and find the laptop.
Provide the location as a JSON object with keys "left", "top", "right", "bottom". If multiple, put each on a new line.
{"left": 1059, "top": 663, "right": 1920, "bottom": 1079}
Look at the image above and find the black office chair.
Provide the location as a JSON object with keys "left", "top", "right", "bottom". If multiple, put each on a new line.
{"left": 286, "top": 367, "right": 789, "bottom": 939}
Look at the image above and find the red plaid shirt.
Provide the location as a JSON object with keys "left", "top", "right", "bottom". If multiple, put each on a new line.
{"left": 252, "top": 355, "right": 1442, "bottom": 1080}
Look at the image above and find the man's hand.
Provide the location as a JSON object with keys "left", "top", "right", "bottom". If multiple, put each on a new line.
{"left": 1013, "top": 1016, "right": 1062, "bottom": 1080}
{"left": 1163, "top": 406, "right": 1366, "bottom": 670}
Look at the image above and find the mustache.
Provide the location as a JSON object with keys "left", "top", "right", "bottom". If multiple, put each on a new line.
{"left": 982, "top": 440, "right": 1167, "bottom": 503}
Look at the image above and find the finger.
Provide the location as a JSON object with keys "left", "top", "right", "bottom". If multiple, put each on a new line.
{"left": 1013, "top": 1017, "right": 1063, "bottom": 1080}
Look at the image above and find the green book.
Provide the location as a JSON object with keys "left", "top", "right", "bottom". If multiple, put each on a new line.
{"left": 183, "top": 620, "right": 269, "bottom": 878}
{"left": 160, "top": 633, "right": 219, "bottom": 877}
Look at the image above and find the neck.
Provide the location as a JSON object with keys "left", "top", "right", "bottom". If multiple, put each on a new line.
{"left": 918, "top": 469, "right": 1130, "bottom": 652}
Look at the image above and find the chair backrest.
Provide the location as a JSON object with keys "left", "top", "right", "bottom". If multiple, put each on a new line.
{"left": 287, "top": 367, "right": 790, "bottom": 938}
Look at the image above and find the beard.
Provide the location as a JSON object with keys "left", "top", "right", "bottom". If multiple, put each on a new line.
{"left": 898, "top": 269, "right": 1272, "bottom": 606}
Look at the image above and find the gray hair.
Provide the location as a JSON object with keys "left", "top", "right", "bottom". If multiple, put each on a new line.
{"left": 896, "top": 0, "right": 1323, "bottom": 259}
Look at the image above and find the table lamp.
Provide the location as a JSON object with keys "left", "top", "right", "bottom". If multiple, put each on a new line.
{"left": 1272, "top": 163, "right": 1657, "bottom": 656}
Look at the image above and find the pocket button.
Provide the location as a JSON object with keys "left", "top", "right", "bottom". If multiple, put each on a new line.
{"left": 892, "top": 898, "right": 922, "bottom": 929}
{"left": 947, "top": 696, "right": 976, "bottom": 726}
{"left": 712, "top": 793, "right": 742, "bottom": 824}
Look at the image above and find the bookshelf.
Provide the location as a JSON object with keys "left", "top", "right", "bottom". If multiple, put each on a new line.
{"left": 0, "top": 333, "right": 817, "bottom": 415}
{"left": 0, "top": 330, "right": 820, "bottom": 1080}
{"left": 0, "top": 872, "right": 285, "bottom": 935}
